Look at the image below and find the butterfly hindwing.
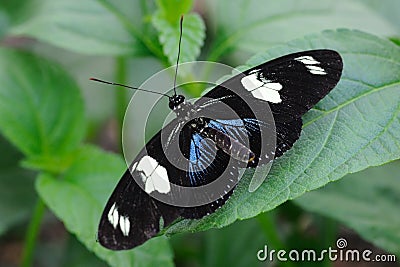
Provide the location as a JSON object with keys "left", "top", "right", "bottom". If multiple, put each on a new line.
{"left": 178, "top": 121, "right": 240, "bottom": 218}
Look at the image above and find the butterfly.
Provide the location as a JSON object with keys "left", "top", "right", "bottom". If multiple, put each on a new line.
{"left": 95, "top": 48, "right": 342, "bottom": 250}
{"left": 94, "top": 17, "right": 343, "bottom": 251}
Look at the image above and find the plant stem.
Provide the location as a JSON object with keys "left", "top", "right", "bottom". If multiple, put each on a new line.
{"left": 115, "top": 57, "right": 128, "bottom": 153}
{"left": 20, "top": 198, "right": 46, "bottom": 267}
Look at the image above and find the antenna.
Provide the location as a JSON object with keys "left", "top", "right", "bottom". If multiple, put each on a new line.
{"left": 90, "top": 78, "right": 170, "bottom": 98}
{"left": 172, "top": 15, "right": 184, "bottom": 96}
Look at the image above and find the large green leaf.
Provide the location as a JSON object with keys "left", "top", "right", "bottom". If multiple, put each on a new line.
{"left": 36, "top": 145, "right": 175, "bottom": 267}
{"left": 166, "top": 30, "right": 400, "bottom": 236}
{"left": 295, "top": 161, "right": 400, "bottom": 256}
{"left": 0, "top": 48, "right": 85, "bottom": 172}
{"left": 8, "top": 0, "right": 149, "bottom": 56}
{"left": 206, "top": 0, "right": 399, "bottom": 60}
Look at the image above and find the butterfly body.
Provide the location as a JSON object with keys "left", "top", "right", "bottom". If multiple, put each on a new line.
{"left": 200, "top": 126, "right": 256, "bottom": 163}
{"left": 97, "top": 49, "right": 343, "bottom": 250}
{"left": 171, "top": 97, "right": 257, "bottom": 165}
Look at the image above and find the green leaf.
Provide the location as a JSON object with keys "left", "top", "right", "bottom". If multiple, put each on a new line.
{"left": 0, "top": 136, "right": 36, "bottom": 235}
{"left": 8, "top": 0, "right": 148, "bottom": 56}
{"left": 0, "top": 48, "right": 85, "bottom": 172}
{"left": 0, "top": 0, "right": 31, "bottom": 38}
{"left": 166, "top": 30, "right": 400, "bottom": 236}
{"left": 152, "top": 10, "right": 205, "bottom": 66}
{"left": 294, "top": 161, "right": 400, "bottom": 256}
{"left": 206, "top": 0, "right": 400, "bottom": 60}
{"left": 36, "top": 145, "right": 175, "bottom": 267}
{"left": 156, "top": 0, "right": 193, "bottom": 23}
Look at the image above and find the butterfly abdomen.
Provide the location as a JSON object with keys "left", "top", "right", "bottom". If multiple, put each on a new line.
{"left": 200, "top": 127, "right": 255, "bottom": 163}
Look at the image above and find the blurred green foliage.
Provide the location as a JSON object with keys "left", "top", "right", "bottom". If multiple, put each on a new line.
{"left": 0, "top": 0, "right": 399, "bottom": 267}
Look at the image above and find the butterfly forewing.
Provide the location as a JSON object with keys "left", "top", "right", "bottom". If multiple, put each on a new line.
{"left": 97, "top": 168, "right": 183, "bottom": 250}
{"left": 200, "top": 49, "right": 342, "bottom": 157}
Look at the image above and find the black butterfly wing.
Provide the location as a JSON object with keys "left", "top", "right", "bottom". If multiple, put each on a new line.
{"left": 176, "top": 122, "right": 240, "bottom": 219}
{"left": 97, "top": 168, "right": 183, "bottom": 250}
{"left": 257, "top": 50, "right": 343, "bottom": 122}
{"left": 198, "top": 49, "right": 343, "bottom": 159}
{"left": 97, "top": 121, "right": 187, "bottom": 250}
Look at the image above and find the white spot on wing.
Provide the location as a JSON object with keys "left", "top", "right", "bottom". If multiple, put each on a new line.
{"left": 149, "top": 166, "right": 170, "bottom": 193}
{"left": 306, "top": 65, "right": 326, "bottom": 75}
{"left": 137, "top": 155, "right": 171, "bottom": 194}
{"left": 264, "top": 82, "right": 283, "bottom": 91}
{"left": 107, "top": 203, "right": 116, "bottom": 226}
{"left": 129, "top": 161, "right": 138, "bottom": 173}
{"left": 136, "top": 156, "right": 157, "bottom": 176}
{"left": 112, "top": 208, "right": 119, "bottom": 228}
{"left": 241, "top": 70, "right": 283, "bottom": 103}
{"left": 252, "top": 88, "right": 281, "bottom": 103}
{"left": 241, "top": 73, "right": 264, "bottom": 90}
{"left": 107, "top": 203, "right": 119, "bottom": 229}
{"left": 119, "top": 216, "right": 130, "bottom": 236}
{"left": 309, "top": 70, "right": 326, "bottom": 75}
{"left": 145, "top": 178, "right": 155, "bottom": 193}
{"left": 295, "top": 55, "right": 327, "bottom": 75}
{"left": 294, "top": 55, "right": 320, "bottom": 65}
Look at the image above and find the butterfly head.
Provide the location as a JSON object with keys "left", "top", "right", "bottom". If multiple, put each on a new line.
{"left": 169, "top": 94, "right": 185, "bottom": 110}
